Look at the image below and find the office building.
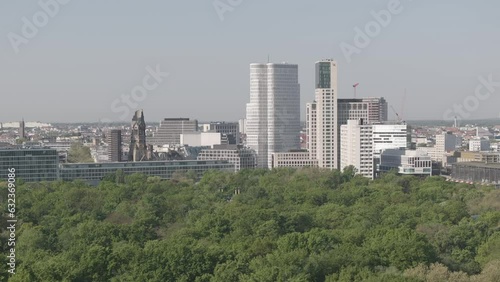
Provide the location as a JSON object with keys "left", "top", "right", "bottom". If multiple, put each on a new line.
{"left": 272, "top": 151, "right": 319, "bottom": 168}
{"left": 60, "top": 160, "right": 234, "bottom": 185}
{"left": 238, "top": 119, "right": 246, "bottom": 135}
{"left": 340, "top": 119, "right": 374, "bottom": 179}
{"left": 469, "top": 138, "right": 490, "bottom": 152}
{"left": 245, "top": 63, "right": 301, "bottom": 168}
{"left": 451, "top": 162, "right": 500, "bottom": 186}
{"left": 201, "top": 122, "right": 240, "bottom": 145}
{"left": 151, "top": 118, "right": 198, "bottom": 146}
{"left": 379, "top": 149, "right": 432, "bottom": 176}
{"left": 197, "top": 144, "right": 257, "bottom": 171}
{"left": 362, "top": 97, "right": 388, "bottom": 122}
{"left": 107, "top": 129, "right": 122, "bottom": 162}
{"left": 457, "top": 151, "right": 500, "bottom": 163}
{"left": 180, "top": 132, "right": 221, "bottom": 147}
{"left": 0, "top": 148, "right": 59, "bottom": 182}
{"left": 306, "top": 59, "right": 389, "bottom": 170}
{"left": 372, "top": 123, "right": 410, "bottom": 154}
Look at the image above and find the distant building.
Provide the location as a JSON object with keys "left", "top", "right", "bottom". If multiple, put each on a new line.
{"left": 271, "top": 151, "right": 319, "bottom": 168}
{"left": 379, "top": 149, "right": 432, "bottom": 176}
{"left": 128, "top": 110, "right": 152, "bottom": 161}
{"left": 19, "top": 119, "right": 26, "bottom": 139}
{"left": 246, "top": 63, "right": 301, "bottom": 168}
{"left": 469, "top": 138, "right": 490, "bottom": 152}
{"left": 197, "top": 145, "right": 257, "bottom": 171}
{"left": 59, "top": 160, "right": 234, "bottom": 184}
{"left": 372, "top": 123, "right": 410, "bottom": 155}
{"left": 180, "top": 132, "right": 221, "bottom": 147}
{"left": 107, "top": 129, "right": 122, "bottom": 162}
{"left": 0, "top": 148, "right": 59, "bottom": 182}
{"left": 362, "top": 97, "right": 389, "bottom": 122}
{"left": 451, "top": 162, "right": 500, "bottom": 186}
{"left": 200, "top": 122, "right": 240, "bottom": 144}
{"left": 151, "top": 118, "right": 198, "bottom": 146}
{"left": 458, "top": 151, "right": 500, "bottom": 163}
{"left": 239, "top": 119, "right": 246, "bottom": 135}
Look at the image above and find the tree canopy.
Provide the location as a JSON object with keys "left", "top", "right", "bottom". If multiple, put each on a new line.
{"left": 0, "top": 168, "right": 499, "bottom": 281}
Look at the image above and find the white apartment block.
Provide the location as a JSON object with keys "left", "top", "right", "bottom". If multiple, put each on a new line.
{"left": 372, "top": 123, "right": 410, "bottom": 155}
{"left": 272, "top": 152, "right": 319, "bottom": 168}
{"left": 340, "top": 119, "right": 374, "bottom": 179}
{"left": 245, "top": 63, "right": 301, "bottom": 169}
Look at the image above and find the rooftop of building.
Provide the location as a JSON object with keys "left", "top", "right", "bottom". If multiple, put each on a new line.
{"left": 453, "top": 162, "right": 500, "bottom": 169}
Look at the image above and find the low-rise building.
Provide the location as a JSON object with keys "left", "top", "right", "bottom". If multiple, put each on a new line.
{"left": 271, "top": 152, "right": 319, "bottom": 168}
{"left": 60, "top": 160, "right": 234, "bottom": 184}
{"left": 458, "top": 151, "right": 500, "bottom": 163}
{"left": 197, "top": 145, "right": 256, "bottom": 171}
{"left": 451, "top": 162, "right": 500, "bottom": 186}
{"left": 0, "top": 148, "right": 59, "bottom": 182}
{"left": 379, "top": 149, "right": 432, "bottom": 176}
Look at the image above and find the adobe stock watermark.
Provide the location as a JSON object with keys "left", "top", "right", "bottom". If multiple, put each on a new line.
{"left": 442, "top": 74, "right": 500, "bottom": 121}
{"left": 101, "top": 65, "right": 169, "bottom": 125}
{"left": 7, "top": 0, "right": 71, "bottom": 54}
{"left": 213, "top": 0, "right": 243, "bottom": 21}
{"left": 340, "top": 0, "right": 412, "bottom": 63}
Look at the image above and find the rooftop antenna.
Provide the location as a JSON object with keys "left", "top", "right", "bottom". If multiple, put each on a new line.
{"left": 267, "top": 54, "right": 270, "bottom": 63}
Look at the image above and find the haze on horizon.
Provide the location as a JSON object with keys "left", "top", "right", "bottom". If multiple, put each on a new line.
{"left": 1, "top": 0, "right": 500, "bottom": 123}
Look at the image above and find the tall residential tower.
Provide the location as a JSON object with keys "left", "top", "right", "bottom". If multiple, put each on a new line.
{"left": 313, "top": 59, "right": 338, "bottom": 169}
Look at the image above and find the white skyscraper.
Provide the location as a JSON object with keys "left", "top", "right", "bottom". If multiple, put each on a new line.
{"left": 245, "top": 63, "right": 300, "bottom": 168}
{"left": 313, "top": 59, "right": 338, "bottom": 169}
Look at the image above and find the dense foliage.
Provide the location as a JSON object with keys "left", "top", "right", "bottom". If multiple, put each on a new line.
{"left": 1, "top": 168, "right": 499, "bottom": 281}
{"left": 67, "top": 142, "right": 93, "bottom": 163}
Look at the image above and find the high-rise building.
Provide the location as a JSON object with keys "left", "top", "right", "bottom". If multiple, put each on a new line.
{"left": 340, "top": 119, "right": 374, "bottom": 178}
{"left": 151, "top": 118, "right": 198, "bottom": 146}
{"left": 363, "top": 97, "right": 388, "bottom": 122}
{"left": 107, "top": 129, "right": 122, "bottom": 162}
{"left": 128, "top": 110, "right": 151, "bottom": 162}
{"left": 312, "top": 59, "right": 338, "bottom": 169}
{"left": 245, "top": 63, "right": 301, "bottom": 168}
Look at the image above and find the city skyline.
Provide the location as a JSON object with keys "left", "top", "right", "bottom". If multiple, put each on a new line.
{"left": 2, "top": 1, "right": 500, "bottom": 122}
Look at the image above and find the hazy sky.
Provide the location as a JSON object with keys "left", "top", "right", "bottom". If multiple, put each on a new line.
{"left": 1, "top": 0, "right": 500, "bottom": 123}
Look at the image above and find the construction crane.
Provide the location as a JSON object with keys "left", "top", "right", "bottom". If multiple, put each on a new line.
{"left": 353, "top": 83, "right": 359, "bottom": 98}
{"left": 391, "top": 105, "right": 402, "bottom": 123}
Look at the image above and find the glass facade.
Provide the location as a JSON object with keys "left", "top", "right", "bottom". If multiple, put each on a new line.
{"left": 0, "top": 148, "right": 59, "bottom": 182}
{"left": 60, "top": 160, "right": 234, "bottom": 183}
{"left": 316, "top": 62, "right": 331, "bottom": 89}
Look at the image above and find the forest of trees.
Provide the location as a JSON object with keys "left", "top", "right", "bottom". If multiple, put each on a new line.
{"left": 1, "top": 168, "right": 499, "bottom": 281}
